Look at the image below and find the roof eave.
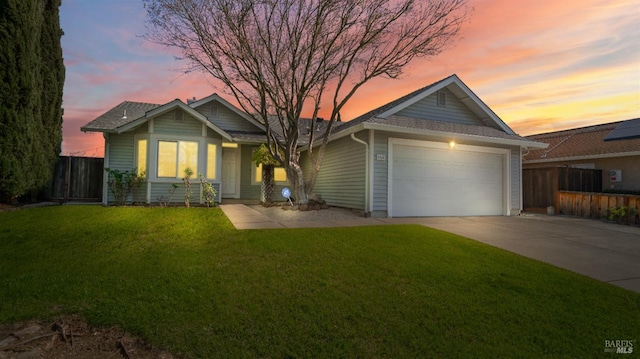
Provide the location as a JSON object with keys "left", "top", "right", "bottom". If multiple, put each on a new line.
{"left": 317, "top": 122, "right": 546, "bottom": 149}
{"left": 524, "top": 151, "right": 640, "bottom": 164}
{"left": 81, "top": 126, "right": 115, "bottom": 133}
{"left": 363, "top": 123, "right": 548, "bottom": 148}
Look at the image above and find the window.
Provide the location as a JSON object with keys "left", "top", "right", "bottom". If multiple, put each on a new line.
{"left": 157, "top": 140, "right": 198, "bottom": 178}
{"left": 206, "top": 143, "right": 217, "bottom": 179}
{"left": 437, "top": 91, "right": 447, "bottom": 107}
{"left": 136, "top": 139, "right": 147, "bottom": 176}
{"left": 254, "top": 163, "right": 287, "bottom": 184}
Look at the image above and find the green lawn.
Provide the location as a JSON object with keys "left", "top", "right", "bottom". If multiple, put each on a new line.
{"left": 1, "top": 206, "right": 638, "bottom": 358}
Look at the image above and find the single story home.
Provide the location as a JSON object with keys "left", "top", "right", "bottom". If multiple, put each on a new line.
{"left": 82, "top": 74, "right": 547, "bottom": 217}
{"left": 523, "top": 118, "right": 640, "bottom": 191}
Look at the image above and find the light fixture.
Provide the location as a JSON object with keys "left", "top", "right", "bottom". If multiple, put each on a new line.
{"left": 449, "top": 140, "right": 456, "bottom": 149}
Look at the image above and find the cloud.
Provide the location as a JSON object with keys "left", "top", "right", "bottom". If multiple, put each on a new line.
{"left": 59, "top": 0, "right": 640, "bottom": 155}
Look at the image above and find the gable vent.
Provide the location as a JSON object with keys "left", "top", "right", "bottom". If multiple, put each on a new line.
{"left": 210, "top": 104, "right": 219, "bottom": 117}
{"left": 174, "top": 109, "right": 184, "bottom": 121}
{"left": 437, "top": 91, "right": 447, "bottom": 107}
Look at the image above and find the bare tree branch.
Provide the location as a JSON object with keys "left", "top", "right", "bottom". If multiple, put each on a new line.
{"left": 144, "top": 0, "right": 471, "bottom": 204}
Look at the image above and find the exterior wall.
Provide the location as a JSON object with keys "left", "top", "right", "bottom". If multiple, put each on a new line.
{"left": 105, "top": 110, "right": 225, "bottom": 205}
{"left": 194, "top": 100, "right": 262, "bottom": 132}
{"left": 510, "top": 146, "right": 522, "bottom": 212}
{"left": 150, "top": 182, "right": 221, "bottom": 204}
{"left": 395, "top": 88, "right": 484, "bottom": 126}
{"left": 154, "top": 110, "right": 202, "bottom": 136}
{"left": 370, "top": 130, "right": 521, "bottom": 217}
{"left": 104, "top": 132, "right": 135, "bottom": 203}
{"left": 239, "top": 144, "right": 288, "bottom": 202}
{"left": 523, "top": 155, "right": 640, "bottom": 191}
{"left": 240, "top": 145, "right": 261, "bottom": 200}
{"left": 302, "top": 134, "right": 367, "bottom": 210}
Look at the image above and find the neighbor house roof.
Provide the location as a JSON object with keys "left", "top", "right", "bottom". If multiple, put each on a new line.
{"left": 328, "top": 74, "right": 547, "bottom": 149}
{"left": 523, "top": 118, "right": 640, "bottom": 163}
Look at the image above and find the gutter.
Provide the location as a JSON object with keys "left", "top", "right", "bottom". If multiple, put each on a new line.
{"left": 327, "top": 122, "right": 548, "bottom": 149}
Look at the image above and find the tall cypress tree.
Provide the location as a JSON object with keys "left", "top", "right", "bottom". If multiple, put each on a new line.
{"left": 0, "top": 0, "right": 64, "bottom": 202}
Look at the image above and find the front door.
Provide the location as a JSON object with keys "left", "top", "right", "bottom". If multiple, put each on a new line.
{"left": 222, "top": 147, "right": 239, "bottom": 198}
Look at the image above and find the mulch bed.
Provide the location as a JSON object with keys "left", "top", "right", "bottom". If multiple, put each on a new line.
{"left": 0, "top": 314, "right": 177, "bottom": 359}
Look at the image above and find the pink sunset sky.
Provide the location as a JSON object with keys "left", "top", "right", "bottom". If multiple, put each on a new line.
{"left": 60, "top": 0, "right": 640, "bottom": 157}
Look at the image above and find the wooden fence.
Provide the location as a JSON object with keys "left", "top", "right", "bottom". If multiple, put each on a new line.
{"left": 556, "top": 191, "right": 639, "bottom": 224}
{"left": 48, "top": 156, "right": 103, "bottom": 202}
{"left": 523, "top": 167, "right": 602, "bottom": 210}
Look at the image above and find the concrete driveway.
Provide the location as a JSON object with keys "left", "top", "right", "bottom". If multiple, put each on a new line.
{"left": 390, "top": 215, "right": 640, "bottom": 294}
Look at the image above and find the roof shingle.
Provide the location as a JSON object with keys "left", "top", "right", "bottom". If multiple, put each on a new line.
{"left": 81, "top": 101, "right": 161, "bottom": 132}
{"left": 524, "top": 119, "right": 640, "bottom": 162}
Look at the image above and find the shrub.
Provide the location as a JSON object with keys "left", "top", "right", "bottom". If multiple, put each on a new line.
{"left": 200, "top": 174, "right": 216, "bottom": 207}
{"left": 182, "top": 168, "right": 193, "bottom": 208}
{"left": 105, "top": 168, "right": 144, "bottom": 205}
{"left": 606, "top": 206, "right": 638, "bottom": 225}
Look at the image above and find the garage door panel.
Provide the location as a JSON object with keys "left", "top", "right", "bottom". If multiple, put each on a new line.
{"left": 391, "top": 142, "right": 505, "bottom": 217}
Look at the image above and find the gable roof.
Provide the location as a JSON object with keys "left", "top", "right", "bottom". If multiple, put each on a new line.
{"left": 188, "top": 93, "right": 266, "bottom": 132}
{"left": 523, "top": 119, "right": 640, "bottom": 163}
{"left": 331, "top": 74, "right": 546, "bottom": 149}
{"left": 82, "top": 98, "right": 233, "bottom": 141}
{"left": 80, "top": 101, "right": 161, "bottom": 132}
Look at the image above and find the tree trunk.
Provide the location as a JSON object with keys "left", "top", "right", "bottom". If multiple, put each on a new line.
{"left": 288, "top": 161, "right": 308, "bottom": 205}
{"left": 261, "top": 164, "right": 274, "bottom": 205}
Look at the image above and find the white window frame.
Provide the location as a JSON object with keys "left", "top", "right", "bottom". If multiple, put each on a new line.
{"left": 148, "top": 135, "right": 205, "bottom": 182}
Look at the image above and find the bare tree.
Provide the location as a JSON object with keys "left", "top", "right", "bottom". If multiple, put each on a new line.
{"left": 144, "top": 0, "right": 471, "bottom": 204}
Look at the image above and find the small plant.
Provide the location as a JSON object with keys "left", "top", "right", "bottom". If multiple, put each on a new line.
{"left": 157, "top": 183, "right": 179, "bottom": 208}
{"left": 105, "top": 168, "right": 139, "bottom": 205}
{"left": 183, "top": 168, "right": 193, "bottom": 208}
{"left": 130, "top": 170, "right": 146, "bottom": 204}
{"left": 606, "top": 206, "right": 638, "bottom": 225}
{"left": 200, "top": 174, "right": 217, "bottom": 207}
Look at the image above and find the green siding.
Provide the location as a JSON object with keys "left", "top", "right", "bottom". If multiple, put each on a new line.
{"left": 396, "top": 88, "right": 484, "bottom": 126}
{"left": 150, "top": 182, "right": 221, "bottom": 204}
{"left": 240, "top": 145, "right": 261, "bottom": 200}
{"left": 194, "top": 100, "right": 262, "bottom": 132}
{"left": 105, "top": 133, "right": 135, "bottom": 203}
{"left": 304, "top": 135, "right": 366, "bottom": 210}
{"left": 154, "top": 110, "right": 202, "bottom": 136}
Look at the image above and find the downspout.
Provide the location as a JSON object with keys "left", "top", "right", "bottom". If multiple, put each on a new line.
{"left": 350, "top": 133, "right": 369, "bottom": 216}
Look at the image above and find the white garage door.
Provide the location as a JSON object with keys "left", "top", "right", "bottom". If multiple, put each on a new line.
{"left": 390, "top": 140, "right": 506, "bottom": 217}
